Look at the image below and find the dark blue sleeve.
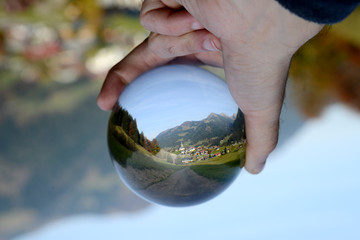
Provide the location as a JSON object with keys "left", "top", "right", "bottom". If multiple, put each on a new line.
{"left": 275, "top": 0, "right": 360, "bottom": 24}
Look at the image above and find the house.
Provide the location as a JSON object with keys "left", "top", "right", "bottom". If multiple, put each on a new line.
{"left": 214, "top": 152, "right": 221, "bottom": 157}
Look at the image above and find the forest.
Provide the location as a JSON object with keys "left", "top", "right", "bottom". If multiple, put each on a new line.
{"left": 111, "top": 104, "right": 160, "bottom": 155}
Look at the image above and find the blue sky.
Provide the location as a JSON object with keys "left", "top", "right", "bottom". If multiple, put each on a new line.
{"left": 118, "top": 65, "right": 238, "bottom": 139}
{"left": 14, "top": 104, "right": 360, "bottom": 240}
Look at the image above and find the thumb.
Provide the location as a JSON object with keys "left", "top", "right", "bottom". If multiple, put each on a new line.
{"left": 222, "top": 48, "right": 290, "bottom": 174}
{"left": 243, "top": 109, "right": 282, "bottom": 174}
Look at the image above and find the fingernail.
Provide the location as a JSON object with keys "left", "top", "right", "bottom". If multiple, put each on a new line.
{"left": 192, "top": 21, "right": 203, "bottom": 30}
{"left": 203, "top": 39, "right": 220, "bottom": 52}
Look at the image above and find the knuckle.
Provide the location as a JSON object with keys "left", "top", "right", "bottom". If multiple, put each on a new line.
{"left": 108, "top": 64, "right": 120, "bottom": 75}
{"left": 147, "top": 32, "right": 157, "bottom": 42}
{"left": 147, "top": 34, "right": 170, "bottom": 58}
{"left": 184, "top": 37, "right": 199, "bottom": 52}
{"left": 147, "top": 34, "right": 160, "bottom": 51}
{"left": 167, "top": 45, "right": 176, "bottom": 56}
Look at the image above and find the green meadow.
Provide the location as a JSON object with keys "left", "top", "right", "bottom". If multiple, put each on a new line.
{"left": 108, "top": 122, "right": 244, "bottom": 183}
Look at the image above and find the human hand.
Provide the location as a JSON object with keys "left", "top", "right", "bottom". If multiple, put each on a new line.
{"left": 97, "top": 15, "right": 223, "bottom": 110}
{"left": 98, "top": 0, "right": 323, "bottom": 174}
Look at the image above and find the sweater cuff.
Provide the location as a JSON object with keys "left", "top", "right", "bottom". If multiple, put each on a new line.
{"left": 275, "top": 0, "right": 359, "bottom": 24}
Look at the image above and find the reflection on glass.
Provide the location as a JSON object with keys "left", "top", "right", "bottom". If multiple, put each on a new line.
{"left": 108, "top": 65, "right": 246, "bottom": 207}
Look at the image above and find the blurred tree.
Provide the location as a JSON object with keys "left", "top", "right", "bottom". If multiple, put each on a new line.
{"left": 139, "top": 131, "right": 145, "bottom": 147}
{"left": 69, "top": 0, "right": 104, "bottom": 33}
{"left": 151, "top": 139, "right": 160, "bottom": 155}
{"left": 144, "top": 138, "right": 153, "bottom": 153}
{"left": 290, "top": 7, "right": 360, "bottom": 117}
{"left": 128, "top": 119, "right": 140, "bottom": 144}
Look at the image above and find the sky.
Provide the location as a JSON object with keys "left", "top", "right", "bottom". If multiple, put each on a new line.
{"left": 117, "top": 65, "right": 238, "bottom": 139}
{"left": 14, "top": 103, "right": 360, "bottom": 240}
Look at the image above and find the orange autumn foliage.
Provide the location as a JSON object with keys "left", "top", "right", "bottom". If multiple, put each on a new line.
{"left": 290, "top": 23, "right": 360, "bottom": 117}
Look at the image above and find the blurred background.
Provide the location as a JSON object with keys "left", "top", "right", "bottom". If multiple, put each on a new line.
{"left": 0, "top": 1, "right": 359, "bottom": 239}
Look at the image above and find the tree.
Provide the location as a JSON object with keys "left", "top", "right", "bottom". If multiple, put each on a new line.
{"left": 128, "top": 119, "right": 140, "bottom": 143}
{"left": 151, "top": 139, "right": 160, "bottom": 154}
{"left": 128, "top": 120, "right": 135, "bottom": 142}
{"left": 226, "top": 108, "right": 246, "bottom": 143}
{"left": 121, "top": 108, "right": 130, "bottom": 134}
{"left": 132, "top": 119, "right": 140, "bottom": 143}
{"left": 144, "top": 138, "right": 153, "bottom": 153}
{"left": 139, "top": 131, "right": 145, "bottom": 147}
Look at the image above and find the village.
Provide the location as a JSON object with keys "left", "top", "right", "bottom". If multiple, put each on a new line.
{"left": 167, "top": 141, "right": 245, "bottom": 164}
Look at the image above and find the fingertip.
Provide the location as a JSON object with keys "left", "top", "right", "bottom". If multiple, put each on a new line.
{"left": 96, "top": 94, "right": 114, "bottom": 111}
{"left": 243, "top": 144, "right": 269, "bottom": 174}
{"left": 97, "top": 79, "right": 122, "bottom": 111}
{"left": 241, "top": 113, "right": 280, "bottom": 175}
{"left": 245, "top": 160, "right": 266, "bottom": 174}
{"left": 97, "top": 71, "right": 127, "bottom": 111}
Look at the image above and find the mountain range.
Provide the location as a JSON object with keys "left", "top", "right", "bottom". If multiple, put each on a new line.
{"left": 156, "top": 113, "right": 236, "bottom": 148}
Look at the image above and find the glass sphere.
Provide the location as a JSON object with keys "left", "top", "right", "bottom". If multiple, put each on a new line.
{"left": 107, "top": 64, "right": 246, "bottom": 207}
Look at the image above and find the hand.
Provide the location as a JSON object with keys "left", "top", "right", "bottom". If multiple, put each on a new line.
{"left": 97, "top": 31, "right": 223, "bottom": 109}
{"left": 98, "top": 0, "right": 323, "bottom": 174}
{"left": 97, "top": 7, "right": 223, "bottom": 110}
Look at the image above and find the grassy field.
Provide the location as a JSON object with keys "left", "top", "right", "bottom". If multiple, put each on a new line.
{"left": 191, "top": 148, "right": 245, "bottom": 167}
{"left": 108, "top": 124, "right": 183, "bottom": 171}
{"left": 108, "top": 122, "right": 244, "bottom": 184}
{"left": 109, "top": 122, "right": 245, "bottom": 166}
{"left": 189, "top": 146, "right": 244, "bottom": 182}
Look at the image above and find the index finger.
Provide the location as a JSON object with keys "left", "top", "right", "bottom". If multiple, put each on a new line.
{"left": 97, "top": 31, "right": 221, "bottom": 111}
{"left": 97, "top": 38, "right": 171, "bottom": 111}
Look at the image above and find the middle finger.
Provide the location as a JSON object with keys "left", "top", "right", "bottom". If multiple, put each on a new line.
{"left": 140, "top": 0, "right": 203, "bottom": 36}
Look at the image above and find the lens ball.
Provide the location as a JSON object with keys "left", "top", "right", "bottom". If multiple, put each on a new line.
{"left": 107, "top": 65, "right": 246, "bottom": 207}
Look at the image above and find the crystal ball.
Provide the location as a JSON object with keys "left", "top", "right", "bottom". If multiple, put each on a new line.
{"left": 107, "top": 64, "right": 246, "bottom": 207}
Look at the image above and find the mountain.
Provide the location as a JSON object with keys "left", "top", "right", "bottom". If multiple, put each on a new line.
{"left": 222, "top": 109, "right": 246, "bottom": 144}
{"left": 156, "top": 113, "right": 235, "bottom": 148}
